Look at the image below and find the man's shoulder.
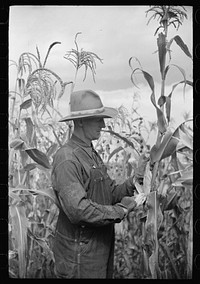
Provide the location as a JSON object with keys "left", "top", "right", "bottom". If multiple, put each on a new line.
{"left": 54, "top": 141, "right": 78, "bottom": 161}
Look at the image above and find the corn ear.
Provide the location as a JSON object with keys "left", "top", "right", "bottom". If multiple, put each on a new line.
{"left": 157, "top": 32, "right": 167, "bottom": 80}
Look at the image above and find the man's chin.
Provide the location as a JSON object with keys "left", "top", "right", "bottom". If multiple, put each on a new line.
{"left": 93, "top": 133, "right": 101, "bottom": 140}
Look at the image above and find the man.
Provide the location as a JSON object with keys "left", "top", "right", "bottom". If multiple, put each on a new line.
{"left": 51, "top": 89, "right": 146, "bottom": 278}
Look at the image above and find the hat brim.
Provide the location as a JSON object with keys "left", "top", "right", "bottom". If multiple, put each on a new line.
{"left": 59, "top": 107, "right": 118, "bottom": 122}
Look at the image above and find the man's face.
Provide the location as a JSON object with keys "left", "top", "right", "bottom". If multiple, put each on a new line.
{"left": 82, "top": 117, "right": 106, "bottom": 141}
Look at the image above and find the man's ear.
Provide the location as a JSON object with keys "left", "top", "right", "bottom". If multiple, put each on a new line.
{"left": 73, "top": 118, "right": 83, "bottom": 128}
{"left": 77, "top": 118, "right": 83, "bottom": 127}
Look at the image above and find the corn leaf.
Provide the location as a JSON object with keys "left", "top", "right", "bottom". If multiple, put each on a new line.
{"left": 143, "top": 162, "right": 152, "bottom": 195}
{"left": 169, "top": 64, "right": 188, "bottom": 98}
{"left": 178, "top": 125, "right": 193, "bottom": 150}
{"left": 107, "top": 146, "right": 123, "bottom": 162}
{"left": 130, "top": 67, "right": 167, "bottom": 134}
{"left": 20, "top": 99, "right": 32, "bottom": 110}
{"left": 19, "top": 149, "right": 29, "bottom": 167}
{"left": 161, "top": 132, "right": 179, "bottom": 160}
{"left": 46, "top": 143, "right": 59, "bottom": 158}
{"left": 141, "top": 248, "right": 151, "bottom": 277}
{"left": 165, "top": 95, "right": 171, "bottom": 123}
{"left": 160, "top": 241, "right": 181, "bottom": 279}
{"left": 163, "top": 191, "right": 178, "bottom": 211}
{"left": 23, "top": 117, "right": 36, "bottom": 147}
{"left": 17, "top": 78, "right": 25, "bottom": 94}
{"left": 9, "top": 204, "right": 29, "bottom": 278}
{"left": 150, "top": 119, "right": 192, "bottom": 163}
{"left": 27, "top": 229, "right": 54, "bottom": 260}
{"left": 10, "top": 138, "right": 25, "bottom": 150}
{"left": 43, "top": 41, "right": 61, "bottom": 68}
{"left": 173, "top": 35, "right": 192, "bottom": 59}
{"left": 23, "top": 163, "right": 37, "bottom": 171}
{"left": 172, "top": 168, "right": 193, "bottom": 186}
{"left": 163, "top": 65, "right": 170, "bottom": 80}
{"left": 134, "top": 182, "right": 144, "bottom": 194}
{"left": 150, "top": 129, "right": 178, "bottom": 163}
{"left": 10, "top": 186, "right": 60, "bottom": 208}
{"left": 102, "top": 129, "right": 140, "bottom": 155}
{"left": 9, "top": 191, "right": 21, "bottom": 203}
{"left": 25, "top": 148, "right": 51, "bottom": 169}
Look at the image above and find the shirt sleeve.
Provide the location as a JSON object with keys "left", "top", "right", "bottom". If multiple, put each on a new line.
{"left": 92, "top": 147, "right": 136, "bottom": 205}
{"left": 52, "top": 159, "right": 125, "bottom": 227}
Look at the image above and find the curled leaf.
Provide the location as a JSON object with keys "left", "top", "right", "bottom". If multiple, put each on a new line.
{"left": 46, "top": 143, "right": 59, "bottom": 158}
{"left": 135, "top": 181, "right": 143, "bottom": 194}
{"left": 25, "top": 148, "right": 51, "bottom": 169}
{"left": 23, "top": 117, "right": 36, "bottom": 147}
{"left": 130, "top": 67, "right": 167, "bottom": 134}
{"left": 10, "top": 138, "right": 25, "bottom": 150}
{"left": 17, "top": 78, "right": 25, "bottom": 93}
{"left": 23, "top": 163, "right": 37, "bottom": 171}
{"left": 163, "top": 192, "right": 179, "bottom": 211}
{"left": 20, "top": 99, "right": 32, "bottom": 110}
{"left": 107, "top": 146, "right": 123, "bottom": 162}
{"left": 178, "top": 126, "right": 193, "bottom": 150}
{"left": 134, "top": 192, "right": 147, "bottom": 206}
{"left": 161, "top": 134, "right": 179, "bottom": 160}
{"left": 173, "top": 35, "right": 192, "bottom": 59}
{"left": 165, "top": 95, "right": 171, "bottom": 123}
{"left": 172, "top": 168, "right": 193, "bottom": 187}
{"left": 150, "top": 126, "right": 181, "bottom": 163}
{"left": 43, "top": 41, "right": 61, "bottom": 67}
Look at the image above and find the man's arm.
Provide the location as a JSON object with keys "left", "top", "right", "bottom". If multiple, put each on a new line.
{"left": 52, "top": 159, "right": 127, "bottom": 226}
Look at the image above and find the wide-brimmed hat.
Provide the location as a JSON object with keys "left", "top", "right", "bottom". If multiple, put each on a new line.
{"left": 59, "top": 89, "right": 118, "bottom": 122}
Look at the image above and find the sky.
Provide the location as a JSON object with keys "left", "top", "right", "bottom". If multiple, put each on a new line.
{"left": 9, "top": 5, "right": 193, "bottom": 143}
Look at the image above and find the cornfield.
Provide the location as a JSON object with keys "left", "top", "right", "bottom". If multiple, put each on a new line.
{"left": 8, "top": 6, "right": 193, "bottom": 279}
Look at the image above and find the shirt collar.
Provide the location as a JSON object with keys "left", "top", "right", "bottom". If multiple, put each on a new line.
{"left": 70, "top": 134, "right": 93, "bottom": 149}
{"left": 70, "top": 134, "right": 103, "bottom": 166}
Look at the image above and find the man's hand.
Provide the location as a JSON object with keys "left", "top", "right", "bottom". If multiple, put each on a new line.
{"left": 120, "top": 196, "right": 137, "bottom": 215}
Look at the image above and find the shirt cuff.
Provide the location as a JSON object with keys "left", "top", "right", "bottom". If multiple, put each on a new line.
{"left": 115, "top": 203, "right": 128, "bottom": 220}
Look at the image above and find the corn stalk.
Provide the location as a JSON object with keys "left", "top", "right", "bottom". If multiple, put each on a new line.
{"left": 9, "top": 34, "right": 103, "bottom": 278}
{"left": 9, "top": 42, "right": 67, "bottom": 278}
{"left": 129, "top": 6, "right": 193, "bottom": 279}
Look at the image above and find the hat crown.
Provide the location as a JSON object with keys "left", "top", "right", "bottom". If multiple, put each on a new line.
{"left": 59, "top": 89, "right": 117, "bottom": 122}
{"left": 71, "top": 90, "right": 103, "bottom": 112}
